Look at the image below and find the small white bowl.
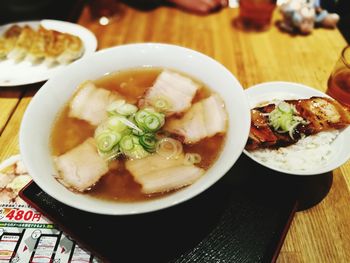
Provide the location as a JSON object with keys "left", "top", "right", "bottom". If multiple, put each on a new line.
{"left": 244, "top": 81, "right": 350, "bottom": 176}
{"left": 20, "top": 43, "right": 251, "bottom": 215}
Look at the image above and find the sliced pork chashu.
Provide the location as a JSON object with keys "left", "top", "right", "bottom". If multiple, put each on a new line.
{"left": 125, "top": 153, "right": 204, "bottom": 194}
{"left": 54, "top": 138, "right": 109, "bottom": 192}
{"left": 144, "top": 70, "right": 200, "bottom": 116}
{"left": 246, "top": 97, "right": 350, "bottom": 150}
{"left": 165, "top": 94, "right": 227, "bottom": 144}
{"left": 69, "top": 81, "right": 124, "bottom": 126}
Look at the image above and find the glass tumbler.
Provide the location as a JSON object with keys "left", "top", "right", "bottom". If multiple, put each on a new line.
{"left": 327, "top": 46, "right": 350, "bottom": 107}
{"left": 237, "top": 0, "right": 277, "bottom": 31}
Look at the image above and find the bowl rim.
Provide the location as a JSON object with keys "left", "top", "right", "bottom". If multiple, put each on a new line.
{"left": 19, "top": 43, "right": 251, "bottom": 215}
{"left": 243, "top": 81, "right": 350, "bottom": 176}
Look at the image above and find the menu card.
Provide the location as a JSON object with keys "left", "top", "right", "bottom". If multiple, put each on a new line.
{"left": 0, "top": 155, "right": 101, "bottom": 262}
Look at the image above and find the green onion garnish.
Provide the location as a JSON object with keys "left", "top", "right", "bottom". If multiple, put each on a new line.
{"left": 120, "top": 135, "right": 135, "bottom": 151}
{"left": 135, "top": 108, "right": 165, "bottom": 132}
{"left": 107, "top": 116, "right": 128, "bottom": 133}
{"left": 96, "top": 132, "right": 121, "bottom": 152}
{"left": 153, "top": 97, "right": 171, "bottom": 112}
{"left": 184, "top": 153, "right": 202, "bottom": 165}
{"left": 107, "top": 100, "right": 138, "bottom": 116}
{"left": 144, "top": 115, "right": 160, "bottom": 131}
{"left": 98, "top": 145, "right": 120, "bottom": 161}
{"left": 268, "top": 101, "right": 308, "bottom": 139}
{"left": 95, "top": 103, "right": 168, "bottom": 160}
{"left": 139, "top": 133, "right": 157, "bottom": 152}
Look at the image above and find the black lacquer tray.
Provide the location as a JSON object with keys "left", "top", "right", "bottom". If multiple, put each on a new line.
{"left": 20, "top": 155, "right": 307, "bottom": 263}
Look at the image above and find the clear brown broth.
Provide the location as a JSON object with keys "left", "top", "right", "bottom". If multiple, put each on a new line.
{"left": 51, "top": 67, "right": 226, "bottom": 202}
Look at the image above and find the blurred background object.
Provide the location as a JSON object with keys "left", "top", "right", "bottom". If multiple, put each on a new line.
{"left": 0, "top": 0, "right": 85, "bottom": 24}
{"left": 278, "top": 0, "right": 339, "bottom": 35}
{"left": 236, "top": 0, "right": 277, "bottom": 31}
{"left": 278, "top": 0, "right": 349, "bottom": 40}
{"left": 321, "top": 0, "right": 350, "bottom": 43}
{"left": 0, "top": 0, "right": 348, "bottom": 43}
{"left": 88, "top": 0, "right": 124, "bottom": 25}
{"left": 166, "top": 0, "right": 228, "bottom": 14}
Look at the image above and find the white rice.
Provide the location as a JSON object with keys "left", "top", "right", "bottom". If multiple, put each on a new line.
{"left": 250, "top": 130, "right": 339, "bottom": 171}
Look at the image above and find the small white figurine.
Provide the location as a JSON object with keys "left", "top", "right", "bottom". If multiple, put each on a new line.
{"left": 279, "top": 0, "right": 339, "bottom": 34}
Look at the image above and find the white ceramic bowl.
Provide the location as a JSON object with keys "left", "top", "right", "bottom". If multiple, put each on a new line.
{"left": 20, "top": 43, "right": 251, "bottom": 215}
{"left": 244, "top": 81, "right": 350, "bottom": 176}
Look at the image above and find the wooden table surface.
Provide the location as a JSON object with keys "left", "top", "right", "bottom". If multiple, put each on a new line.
{"left": 1, "top": 3, "right": 349, "bottom": 262}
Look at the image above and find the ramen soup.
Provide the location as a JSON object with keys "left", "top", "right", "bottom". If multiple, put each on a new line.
{"left": 51, "top": 67, "right": 228, "bottom": 202}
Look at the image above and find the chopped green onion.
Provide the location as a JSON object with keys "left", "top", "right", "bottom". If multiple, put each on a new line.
{"left": 94, "top": 121, "right": 109, "bottom": 137}
{"left": 96, "top": 132, "right": 121, "bottom": 152}
{"left": 107, "top": 116, "right": 129, "bottom": 133}
{"left": 135, "top": 110, "right": 149, "bottom": 125}
{"left": 120, "top": 135, "right": 135, "bottom": 151}
{"left": 156, "top": 137, "right": 183, "bottom": 159}
{"left": 95, "top": 102, "right": 169, "bottom": 161}
{"left": 120, "top": 135, "right": 150, "bottom": 159}
{"left": 118, "top": 117, "right": 143, "bottom": 133}
{"left": 184, "top": 153, "right": 202, "bottom": 165}
{"left": 152, "top": 97, "right": 171, "bottom": 112}
{"left": 144, "top": 108, "right": 165, "bottom": 126}
{"left": 144, "top": 115, "right": 160, "bottom": 131}
{"left": 132, "top": 128, "right": 145, "bottom": 136}
{"left": 98, "top": 145, "right": 120, "bottom": 161}
{"left": 123, "top": 144, "right": 149, "bottom": 159}
{"left": 277, "top": 101, "right": 292, "bottom": 113}
{"left": 139, "top": 133, "right": 157, "bottom": 152}
{"left": 118, "top": 103, "right": 138, "bottom": 116}
{"left": 135, "top": 108, "right": 165, "bottom": 132}
{"left": 268, "top": 101, "right": 308, "bottom": 139}
{"left": 107, "top": 100, "right": 138, "bottom": 116}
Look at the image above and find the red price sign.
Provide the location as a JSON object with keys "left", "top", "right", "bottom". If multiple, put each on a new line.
{"left": 5, "top": 209, "right": 41, "bottom": 222}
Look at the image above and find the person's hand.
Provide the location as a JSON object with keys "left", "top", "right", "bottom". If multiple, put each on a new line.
{"left": 167, "top": 0, "right": 228, "bottom": 14}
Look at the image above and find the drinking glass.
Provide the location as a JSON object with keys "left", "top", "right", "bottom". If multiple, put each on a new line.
{"left": 327, "top": 46, "right": 350, "bottom": 107}
{"left": 236, "top": 0, "right": 277, "bottom": 31}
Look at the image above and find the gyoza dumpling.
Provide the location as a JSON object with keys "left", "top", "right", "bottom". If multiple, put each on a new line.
{"left": 44, "top": 29, "right": 67, "bottom": 66}
{"left": 26, "top": 26, "right": 50, "bottom": 63}
{"left": 0, "top": 38, "right": 6, "bottom": 59}
{"left": 0, "top": 25, "right": 22, "bottom": 59}
{"left": 7, "top": 25, "right": 36, "bottom": 61}
{"left": 56, "top": 33, "right": 84, "bottom": 64}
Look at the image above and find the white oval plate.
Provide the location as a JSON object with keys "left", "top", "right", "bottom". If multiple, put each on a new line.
{"left": 0, "top": 20, "right": 97, "bottom": 86}
{"left": 243, "top": 81, "right": 350, "bottom": 176}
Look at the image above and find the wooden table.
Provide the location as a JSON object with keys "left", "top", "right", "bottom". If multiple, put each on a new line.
{"left": 1, "top": 4, "right": 349, "bottom": 262}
